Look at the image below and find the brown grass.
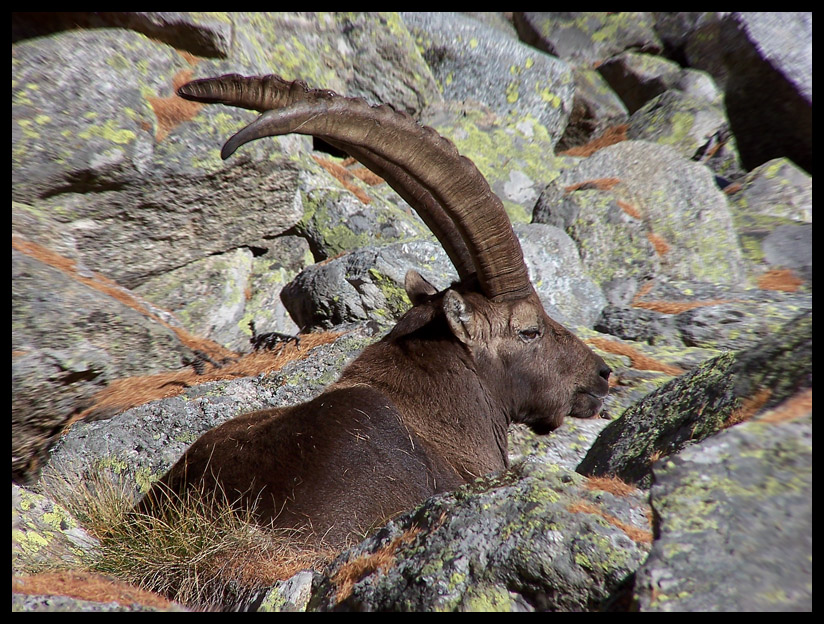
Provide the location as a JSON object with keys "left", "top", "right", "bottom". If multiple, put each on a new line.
{"left": 13, "top": 570, "right": 177, "bottom": 610}
{"left": 12, "top": 236, "right": 234, "bottom": 362}
{"left": 583, "top": 476, "right": 636, "bottom": 497}
{"left": 76, "top": 331, "right": 343, "bottom": 421}
{"left": 726, "top": 387, "right": 772, "bottom": 427}
{"left": 586, "top": 337, "right": 685, "bottom": 376}
{"left": 646, "top": 231, "right": 670, "bottom": 256}
{"left": 350, "top": 166, "right": 385, "bottom": 186}
{"left": 617, "top": 200, "right": 642, "bottom": 219}
{"left": 632, "top": 298, "right": 733, "bottom": 314}
{"left": 758, "top": 388, "right": 812, "bottom": 424}
{"left": 148, "top": 68, "right": 205, "bottom": 142}
{"left": 39, "top": 471, "right": 336, "bottom": 609}
{"left": 630, "top": 280, "right": 734, "bottom": 315}
{"left": 559, "top": 124, "right": 628, "bottom": 157}
{"left": 563, "top": 177, "right": 621, "bottom": 192}
{"left": 567, "top": 500, "right": 652, "bottom": 545}
{"left": 312, "top": 155, "right": 373, "bottom": 204}
{"left": 757, "top": 268, "right": 804, "bottom": 292}
{"left": 331, "top": 527, "right": 421, "bottom": 604}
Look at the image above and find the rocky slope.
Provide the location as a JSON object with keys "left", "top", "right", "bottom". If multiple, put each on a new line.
{"left": 12, "top": 12, "right": 811, "bottom": 612}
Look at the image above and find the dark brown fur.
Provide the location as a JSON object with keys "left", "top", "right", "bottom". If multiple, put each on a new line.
{"left": 139, "top": 73, "right": 610, "bottom": 549}
{"left": 140, "top": 283, "right": 609, "bottom": 547}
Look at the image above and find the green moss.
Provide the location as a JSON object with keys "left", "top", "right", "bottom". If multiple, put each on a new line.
{"left": 368, "top": 268, "right": 411, "bottom": 317}
{"left": 460, "top": 584, "right": 513, "bottom": 612}
{"left": 77, "top": 119, "right": 136, "bottom": 145}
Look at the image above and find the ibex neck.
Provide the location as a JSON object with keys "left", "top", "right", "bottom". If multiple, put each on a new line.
{"left": 336, "top": 335, "right": 511, "bottom": 481}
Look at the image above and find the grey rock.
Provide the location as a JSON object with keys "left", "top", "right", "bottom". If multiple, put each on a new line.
{"left": 675, "top": 297, "right": 813, "bottom": 351}
{"left": 309, "top": 460, "right": 651, "bottom": 612}
{"left": 597, "top": 51, "right": 684, "bottom": 114}
{"left": 514, "top": 223, "right": 607, "bottom": 328}
{"left": 635, "top": 413, "right": 812, "bottom": 611}
{"left": 564, "top": 141, "right": 747, "bottom": 286}
{"left": 577, "top": 310, "right": 812, "bottom": 488}
{"left": 532, "top": 182, "right": 660, "bottom": 294}
{"left": 594, "top": 305, "right": 679, "bottom": 346}
{"left": 556, "top": 68, "right": 629, "bottom": 152}
{"left": 403, "top": 12, "right": 575, "bottom": 145}
{"left": 761, "top": 224, "right": 812, "bottom": 283}
{"left": 684, "top": 12, "right": 812, "bottom": 172}
{"left": 12, "top": 248, "right": 202, "bottom": 483}
{"left": 513, "top": 12, "right": 662, "bottom": 69}
{"left": 728, "top": 157, "right": 812, "bottom": 224}
{"left": 281, "top": 240, "right": 457, "bottom": 331}
{"left": 11, "top": 11, "right": 232, "bottom": 57}
{"left": 12, "top": 484, "right": 98, "bottom": 575}
{"left": 627, "top": 89, "right": 742, "bottom": 179}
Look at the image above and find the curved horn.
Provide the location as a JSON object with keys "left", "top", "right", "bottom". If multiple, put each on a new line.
{"left": 179, "top": 75, "right": 532, "bottom": 301}
{"left": 179, "top": 75, "right": 476, "bottom": 281}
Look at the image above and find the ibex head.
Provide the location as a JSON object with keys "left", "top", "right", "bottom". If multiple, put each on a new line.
{"left": 177, "top": 73, "right": 609, "bottom": 440}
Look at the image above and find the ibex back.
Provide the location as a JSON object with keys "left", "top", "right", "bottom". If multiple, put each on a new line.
{"left": 138, "top": 75, "right": 610, "bottom": 548}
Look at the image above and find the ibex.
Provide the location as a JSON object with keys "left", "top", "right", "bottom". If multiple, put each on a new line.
{"left": 138, "top": 74, "right": 611, "bottom": 547}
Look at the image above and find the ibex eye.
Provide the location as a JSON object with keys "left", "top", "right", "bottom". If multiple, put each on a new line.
{"left": 519, "top": 328, "right": 541, "bottom": 342}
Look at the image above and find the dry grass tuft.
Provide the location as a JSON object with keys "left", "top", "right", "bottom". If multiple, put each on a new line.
{"left": 331, "top": 527, "right": 421, "bottom": 604}
{"left": 583, "top": 476, "right": 636, "bottom": 497}
{"left": 39, "top": 470, "right": 336, "bottom": 610}
{"left": 567, "top": 500, "right": 652, "bottom": 545}
{"left": 757, "top": 268, "right": 804, "bottom": 292}
{"left": 559, "top": 124, "right": 628, "bottom": 157}
{"left": 586, "top": 337, "right": 685, "bottom": 376}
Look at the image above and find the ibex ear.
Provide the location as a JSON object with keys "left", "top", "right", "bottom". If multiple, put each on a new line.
{"left": 443, "top": 289, "right": 475, "bottom": 346}
{"left": 405, "top": 270, "right": 438, "bottom": 306}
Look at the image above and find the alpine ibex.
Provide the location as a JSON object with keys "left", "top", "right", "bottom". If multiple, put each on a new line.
{"left": 138, "top": 74, "right": 611, "bottom": 547}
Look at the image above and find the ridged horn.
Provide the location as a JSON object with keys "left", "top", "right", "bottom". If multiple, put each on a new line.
{"left": 179, "top": 75, "right": 477, "bottom": 282}
{"left": 178, "top": 74, "right": 532, "bottom": 301}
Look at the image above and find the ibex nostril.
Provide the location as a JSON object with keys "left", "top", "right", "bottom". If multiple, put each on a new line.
{"left": 599, "top": 364, "right": 612, "bottom": 381}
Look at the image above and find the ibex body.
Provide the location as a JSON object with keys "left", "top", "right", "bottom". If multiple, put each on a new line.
{"left": 139, "top": 75, "right": 610, "bottom": 547}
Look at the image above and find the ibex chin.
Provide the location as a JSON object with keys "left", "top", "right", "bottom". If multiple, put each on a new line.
{"left": 138, "top": 74, "right": 611, "bottom": 547}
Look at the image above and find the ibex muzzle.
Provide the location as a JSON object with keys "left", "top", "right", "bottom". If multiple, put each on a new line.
{"left": 138, "top": 75, "right": 610, "bottom": 547}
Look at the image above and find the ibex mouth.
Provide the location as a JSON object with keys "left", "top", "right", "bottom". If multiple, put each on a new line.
{"left": 571, "top": 390, "right": 607, "bottom": 420}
